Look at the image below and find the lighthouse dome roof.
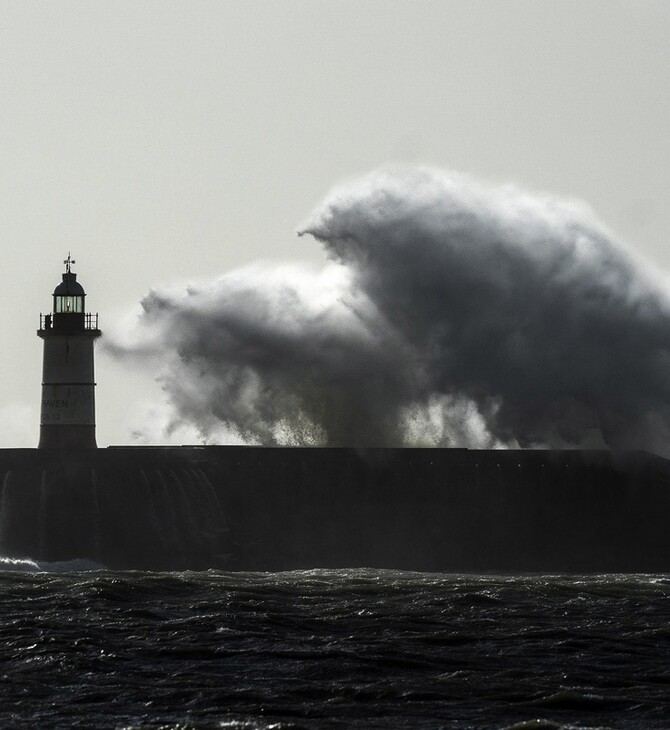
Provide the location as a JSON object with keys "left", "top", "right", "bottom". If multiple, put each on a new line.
{"left": 53, "top": 272, "right": 85, "bottom": 297}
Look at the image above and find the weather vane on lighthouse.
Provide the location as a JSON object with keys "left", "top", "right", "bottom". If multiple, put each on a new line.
{"left": 37, "top": 256, "right": 101, "bottom": 449}
{"left": 63, "top": 252, "right": 75, "bottom": 274}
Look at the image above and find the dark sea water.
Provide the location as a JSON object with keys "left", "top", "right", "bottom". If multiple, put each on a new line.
{"left": 1, "top": 563, "right": 669, "bottom": 729}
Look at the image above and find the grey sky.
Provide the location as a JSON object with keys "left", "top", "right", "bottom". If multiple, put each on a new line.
{"left": 1, "top": 0, "right": 668, "bottom": 446}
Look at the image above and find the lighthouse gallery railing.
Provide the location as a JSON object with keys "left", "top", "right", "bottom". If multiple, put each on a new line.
{"left": 39, "top": 313, "right": 99, "bottom": 330}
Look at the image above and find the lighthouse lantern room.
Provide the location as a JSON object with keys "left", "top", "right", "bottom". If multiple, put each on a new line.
{"left": 37, "top": 254, "right": 101, "bottom": 448}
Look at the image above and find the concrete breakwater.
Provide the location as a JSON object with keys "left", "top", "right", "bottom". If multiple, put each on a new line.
{"left": 0, "top": 447, "right": 668, "bottom": 571}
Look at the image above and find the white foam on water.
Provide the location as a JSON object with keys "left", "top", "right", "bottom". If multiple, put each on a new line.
{"left": 0, "top": 555, "right": 107, "bottom": 572}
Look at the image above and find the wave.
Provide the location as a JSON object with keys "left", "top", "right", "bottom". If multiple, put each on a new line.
{"left": 0, "top": 555, "right": 107, "bottom": 572}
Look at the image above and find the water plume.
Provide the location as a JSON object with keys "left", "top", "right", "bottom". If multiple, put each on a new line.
{"left": 107, "top": 167, "right": 670, "bottom": 453}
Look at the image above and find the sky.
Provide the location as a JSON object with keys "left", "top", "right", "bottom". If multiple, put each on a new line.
{"left": 1, "top": 0, "right": 669, "bottom": 447}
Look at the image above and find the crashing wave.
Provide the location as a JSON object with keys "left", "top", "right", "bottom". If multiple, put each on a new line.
{"left": 0, "top": 555, "right": 107, "bottom": 572}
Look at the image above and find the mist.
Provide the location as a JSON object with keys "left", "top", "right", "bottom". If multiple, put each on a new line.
{"left": 107, "top": 167, "right": 670, "bottom": 454}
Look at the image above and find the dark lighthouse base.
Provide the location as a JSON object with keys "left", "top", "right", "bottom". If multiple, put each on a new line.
{"left": 38, "top": 425, "right": 97, "bottom": 450}
{"left": 0, "top": 446, "right": 669, "bottom": 572}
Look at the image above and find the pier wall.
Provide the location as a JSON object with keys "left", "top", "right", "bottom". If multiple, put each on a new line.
{"left": 0, "top": 447, "right": 668, "bottom": 571}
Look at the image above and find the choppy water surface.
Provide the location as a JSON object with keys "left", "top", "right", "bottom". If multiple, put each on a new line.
{"left": 1, "top": 566, "right": 669, "bottom": 729}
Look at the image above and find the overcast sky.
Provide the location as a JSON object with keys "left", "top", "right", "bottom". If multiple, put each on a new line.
{"left": 1, "top": 0, "right": 669, "bottom": 447}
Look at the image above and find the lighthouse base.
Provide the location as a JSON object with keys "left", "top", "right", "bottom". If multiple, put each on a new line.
{"left": 38, "top": 425, "right": 97, "bottom": 449}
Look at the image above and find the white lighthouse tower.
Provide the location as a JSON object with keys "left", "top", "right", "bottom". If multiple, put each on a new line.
{"left": 37, "top": 254, "right": 101, "bottom": 448}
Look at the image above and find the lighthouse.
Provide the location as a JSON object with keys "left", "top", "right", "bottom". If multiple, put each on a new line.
{"left": 37, "top": 254, "right": 101, "bottom": 448}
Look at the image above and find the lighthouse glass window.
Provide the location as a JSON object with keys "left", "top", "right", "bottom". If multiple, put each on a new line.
{"left": 55, "top": 295, "right": 83, "bottom": 313}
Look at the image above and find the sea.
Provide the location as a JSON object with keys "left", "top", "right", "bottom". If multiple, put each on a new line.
{"left": 1, "top": 562, "right": 669, "bottom": 730}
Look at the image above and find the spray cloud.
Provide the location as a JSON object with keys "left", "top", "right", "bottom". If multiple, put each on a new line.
{"left": 108, "top": 168, "right": 670, "bottom": 454}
